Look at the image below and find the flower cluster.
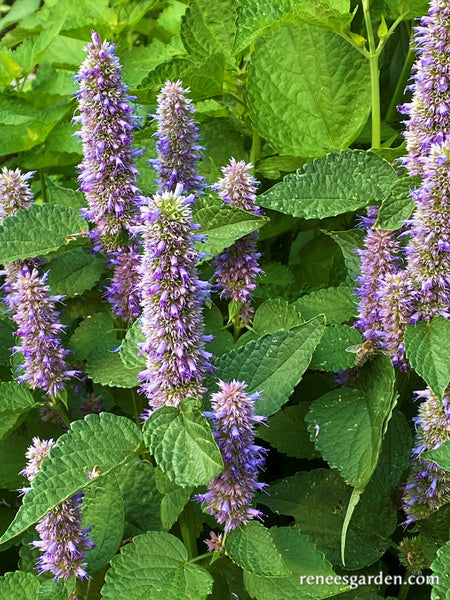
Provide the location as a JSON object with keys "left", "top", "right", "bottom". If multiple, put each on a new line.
{"left": 402, "top": 387, "right": 450, "bottom": 524}
{"left": 0, "top": 167, "right": 34, "bottom": 220}
{"left": 405, "top": 144, "right": 450, "bottom": 322}
{"left": 150, "top": 80, "right": 204, "bottom": 194}
{"left": 196, "top": 380, "right": 267, "bottom": 533}
{"left": 399, "top": 0, "right": 450, "bottom": 177}
{"left": 20, "top": 438, "right": 94, "bottom": 581}
{"left": 75, "top": 30, "right": 142, "bottom": 321}
{"left": 137, "top": 184, "right": 212, "bottom": 416}
{"left": 214, "top": 159, "right": 263, "bottom": 323}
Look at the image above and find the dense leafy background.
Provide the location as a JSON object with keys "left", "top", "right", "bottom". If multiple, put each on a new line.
{"left": 0, "top": 0, "right": 448, "bottom": 599}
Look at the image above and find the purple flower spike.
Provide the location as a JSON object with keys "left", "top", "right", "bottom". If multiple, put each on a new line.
{"left": 151, "top": 80, "right": 204, "bottom": 194}
{"left": 105, "top": 243, "right": 141, "bottom": 322}
{"left": 400, "top": 0, "right": 450, "bottom": 176}
{"left": 0, "top": 167, "right": 34, "bottom": 222}
{"left": 405, "top": 144, "right": 450, "bottom": 321}
{"left": 196, "top": 380, "right": 267, "bottom": 533}
{"left": 355, "top": 206, "right": 400, "bottom": 346}
{"left": 213, "top": 159, "right": 263, "bottom": 323}
{"left": 20, "top": 438, "right": 94, "bottom": 582}
{"left": 402, "top": 387, "right": 450, "bottom": 525}
{"left": 137, "top": 184, "right": 212, "bottom": 416}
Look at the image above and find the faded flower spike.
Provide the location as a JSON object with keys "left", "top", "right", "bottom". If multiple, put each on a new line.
{"left": 214, "top": 159, "right": 263, "bottom": 323}
{"left": 355, "top": 206, "right": 400, "bottom": 347}
{"left": 405, "top": 144, "right": 450, "bottom": 322}
{"left": 20, "top": 438, "right": 95, "bottom": 581}
{"left": 151, "top": 80, "right": 204, "bottom": 194}
{"left": 402, "top": 388, "right": 450, "bottom": 525}
{"left": 75, "top": 30, "right": 142, "bottom": 321}
{"left": 137, "top": 184, "right": 212, "bottom": 416}
{"left": 400, "top": 0, "right": 450, "bottom": 176}
{"left": 196, "top": 380, "right": 267, "bottom": 533}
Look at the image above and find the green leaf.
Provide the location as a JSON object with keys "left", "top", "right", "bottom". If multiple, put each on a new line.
{"left": 36, "top": 579, "right": 70, "bottom": 600}
{"left": 431, "top": 541, "right": 450, "bottom": 600}
{"left": 46, "top": 248, "right": 105, "bottom": 297}
{"left": 306, "top": 354, "right": 396, "bottom": 488}
{"left": 155, "top": 468, "right": 193, "bottom": 530}
{"left": 243, "top": 526, "right": 348, "bottom": 600}
{"left": 258, "top": 402, "right": 319, "bottom": 459}
{"left": 119, "top": 320, "right": 145, "bottom": 369}
{"left": 0, "top": 413, "right": 143, "bottom": 546}
{"left": 0, "top": 571, "right": 40, "bottom": 600}
{"left": 0, "top": 317, "right": 15, "bottom": 365}
{"left": 247, "top": 24, "right": 371, "bottom": 157}
{"left": 404, "top": 318, "right": 450, "bottom": 400}
{"left": 259, "top": 151, "right": 397, "bottom": 218}
{"left": 385, "top": 0, "right": 430, "bottom": 19}
{"left": 0, "top": 433, "right": 31, "bottom": 490}
{"left": 420, "top": 505, "right": 450, "bottom": 565}
{"left": 212, "top": 317, "right": 325, "bottom": 416}
{"left": 143, "top": 398, "right": 223, "bottom": 487}
{"left": 237, "top": 299, "right": 304, "bottom": 346}
{"left": 375, "top": 177, "right": 419, "bottom": 230}
{"left": 324, "top": 229, "right": 365, "bottom": 281}
{"left": 0, "top": 204, "right": 88, "bottom": 264}
{"left": 181, "top": 0, "right": 236, "bottom": 60}
{"left": 82, "top": 474, "right": 125, "bottom": 573}
{"left": 119, "top": 459, "right": 163, "bottom": 536}
{"left": 310, "top": 324, "right": 361, "bottom": 371}
{"left": 293, "top": 286, "right": 356, "bottom": 325}
{"left": 0, "top": 0, "right": 41, "bottom": 31}
{"left": 254, "top": 262, "right": 295, "bottom": 300}
{"left": 194, "top": 194, "right": 267, "bottom": 258}
{"left": 226, "top": 522, "right": 292, "bottom": 577}
{"left": 45, "top": 178, "right": 86, "bottom": 209}
{"left": 423, "top": 440, "right": 450, "bottom": 472}
{"left": 0, "top": 382, "right": 36, "bottom": 441}
{"left": 101, "top": 531, "right": 214, "bottom": 600}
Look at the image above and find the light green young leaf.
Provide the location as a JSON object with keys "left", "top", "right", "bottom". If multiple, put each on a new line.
{"left": 247, "top": 25, "right": 371, "bottom": 156}
{"left": 259, "top": 151, "right": 397, "bottom": 218}
{"left": 101, "top": 531, "right": 214, "bottom": 600}
{"left": 0, "top": 204, "right": 88, "bottom": 264}
{"left": 0, "top": 413, "right": 143, "bottom": 546}
{"left": 404, "top": 318, "right": 450, "bottom": 400}
{"left": 143, "top": 398, "right": 223, "bottom": 487}
{"left": 293, "top": 286, "right": 356, "bottom": 325}
{"left": 181, "top": 0, "right": 236, "bottom": 60}
{"left": 226, "top": 522, "right": 292, "bottom": 577}
{"left": 212, "top": 317, "right": 325, "bottom": 416}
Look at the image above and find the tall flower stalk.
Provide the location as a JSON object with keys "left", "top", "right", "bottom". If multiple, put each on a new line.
{"left": 137, "top": 184, "right": 212, "bottom": 417}
{"left": 0, "top": 168, "right": 74, "bottom": 399}
{"left": 151, "top": 80, "right": 204, "bottom": 195}
{"left": 213, "top": 159, "right": 263, "bottom": 323}
{"left": 196, "top": 380, "right": 267, "bottom": 534}
{"left": 75, "top": 30, "right": 142, "bottom": 321}
{"left": 20, "top": 438, "right": 95, "bottom": 581}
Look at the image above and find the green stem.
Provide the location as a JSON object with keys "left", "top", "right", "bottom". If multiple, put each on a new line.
{"left": 49, "top": 397, "right": 72, "bottom": 429}
{"left": 130, "top": 388, "right": 139, "bottom": 424}
{"left": 179, "top": 504, "right": 198, "bottom": 559}
{"left": 39, "top": 170, "right": 48, "bottom": 204}
{"left": 250, "top": 129, "right": 261, "bottom": 171}
{"left": 362, "top": 0, "right": 381, "bottom": 148}
{"left": 398, "top": 582, "right": 410, "bottom": 600}
{"left": 385, "top": 46, "right": 416, "bottom": 123}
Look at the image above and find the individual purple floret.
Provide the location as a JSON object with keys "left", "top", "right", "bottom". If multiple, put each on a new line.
{"left": 196, "top": 380, "right": 267, "bottom": 533}
{"left": 213, "top": 159, "right": 263, "bottom": 323}
{"left": 137, "top": 184, "right": 212, "bottom": 416}
{"left": 405, "top": 144, "right": 450, "bottom": 322}
{"left": 20, "top": 438, "right": 95, "bottom": 581}
{"left": 402, "top": 388, "right": 450, "bottom": 525}
{"left": 75, "top": 30, "right": 142, "bottom": 321}
{"left": 3, "top": 264, "right": 75, "bottom": 397}
{"left": 355, "top": 206, "right": 401, "bottom": 346}
{"left": 150, "top": 80, "right": 204, "bottom": 194}
{"left": 399, "top": 0, "right": 450, "bottom": 176}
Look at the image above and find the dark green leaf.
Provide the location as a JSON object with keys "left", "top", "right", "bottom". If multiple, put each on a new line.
{"left": 310, "top": 324, "right": 361, "bottom": 371}
{"left": 293, "top": 286, "right": 356, "bottom": 325}
{"left": 46, "top": 248, "right": 105, "bottom": 297}
{"left": 375, "top": 177, "right": 419, "bottom": 230}
{"left": 0, "top": 571, "right": 40, "bottom": 600}
{"left": 0, "top": 382, "right": 36, "bottom": 441}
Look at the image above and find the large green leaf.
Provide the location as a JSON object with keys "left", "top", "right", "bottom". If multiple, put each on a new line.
{"left": 423, "top": 441, "right": 450, "bottom": 472}
{"left": 0, "top": 204, "right": 88, "bottom": 264}
{"left": 247, "top": 24, "right": 371, "bottom": 157}
{"left": 310, "top": 324, "right": 361, "bottom": 371}
{"left": 385, "top": 0, "right": 430, "bottom": 19}
{"left": 305, "top": 354, "right": 396, "bottom": 489}
{"left": 0, "top": 382, "right": 36, "bottom": 441}
{"left": 181, "top": 0, "right": 236, "bottom": 60}
{"left": 82, "top": 474, "right": 125, "bottom": 574}
{"left": 431, "top": 541, "right": 450, "bottom": 600}
{"left": 259, "top": 151, "right": 397, "bottom": 218}
{"left": 46, "top": 248, "right": 105, "bottom": 297}
{"left": 226, "top": 522, "right": 292, "bottom": 577}
{"left": 100, "top": 531, "right": 213, "bottom": 600}
{"left": 211, "top": 317, "right": 325, "bottom": 416}
{"left": 404, "top": 318, "right": 450, "bottom": 400}
{"left": 0, "top": 433, "right": 31, "bottom": 490}
{"left": 155, "top": 468, "right": 193, "bottom": 531}
{"left": 243, "top": 526, "right": 348, "bottom": 600}
{"left": 375, "top": 177, "right": 419, "bottom": 230}
{"left": 324, "top": 229, "right": 364, "bottom": 281}
{"left": 293, "top": 286, "right": 356, "bottom": 325}
{"left": 143, "top": 398, "right": 223, "bottom": 487}
{"left": 0, "top": 413, "right": 143, "bottom": 546}
{"left": 236, "top": 299, "right": 304, "bottom": 346}
{"left": 0, "top": 571, "right": 40, "bottom": 600}
{"left": 194, "top": 195, "right": 267, "bottom": 258}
